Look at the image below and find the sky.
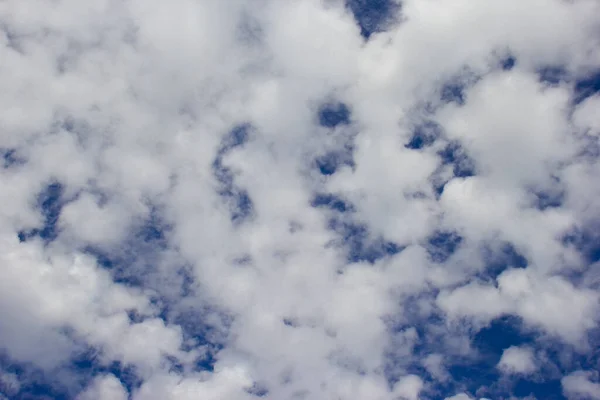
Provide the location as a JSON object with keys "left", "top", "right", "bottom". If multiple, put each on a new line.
{"left": 1, "top": 0, "right": 600, "bottom": 399}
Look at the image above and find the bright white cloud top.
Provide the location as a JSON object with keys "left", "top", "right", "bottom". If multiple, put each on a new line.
{"left": 0, "top": 1, "right": 599, "bottom": 399}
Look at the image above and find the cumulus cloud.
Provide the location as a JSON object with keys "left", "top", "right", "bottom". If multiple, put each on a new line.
{"left": 0, "top": 0, "right": 599, "bottom": 399}
{"left": 497, "top": 346, "right": 537, "bottom": 375}
{"left": 562, "top": 371, "right": 600, "bottom": 400}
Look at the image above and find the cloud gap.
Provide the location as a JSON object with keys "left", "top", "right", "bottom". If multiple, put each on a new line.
{"left": 172, "top": 307, "right": 233, "bottom": 372}
{"left": 1, "top": 148, "right": 25, "bottom": 168}
{"left": 513, "top": 378, "right": 564, "bottom": 399}
{"left": 537, "top": 66, "right": 569, "bottom": 86}
{"left": 246, "top": 382, "right": 269, "bottom": 397}
{"left": 0, "top": 352, "right": 70, "bottom": 400}
{"left": 501, "top": 56, "right": 516, "bottom": 71}
{"left": 438, "top": 141, "right": 477, "bottom": 179}
{"left": 574, "top": 69, "right": 600, "bottom": 105}
{"left": 562, "top": 226, "right": 600, "bottom": 265}
{"left": 18, "top": 182, "right": 66, "bottom": 244}
{"left": 426, "top": 230, "right": 463, "bottom": 264}
{"left": 311, "top": 193, "right": 404, "bottom": 262}
{"left": 311, "top": 193, "right": 354, "bottom": 213}
{"left": 317, "top": 102, "right": 351, "bottom": 128}
{"left": 441, "top": 82, "right": 467, "bottom": 106}
{"left": 405, "top": 120, "right": 442, "bottom": 150}
{"left": 71, "top": 348, "right": 142, "bottom": 396}
{"left": 345, "top": 0, "right": 401, "bottom": 39}
{"left": 314, "top": 146, "right": 355, "bottom": 176}
{"left": 213, "top": 124, "right": 255, "bottom": 224}
{"left": 473, "top": 316, "right": 536, "bottom": 362}
{"left": 329, "top": 218, "right": 404, "bottom": 264}
{"left": 480, "top": 242, "right": 528, "bottom": 281}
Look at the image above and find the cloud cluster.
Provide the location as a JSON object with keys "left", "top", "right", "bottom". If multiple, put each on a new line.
{"left": 0, "top": 0, "right": 599, "bottom": 399}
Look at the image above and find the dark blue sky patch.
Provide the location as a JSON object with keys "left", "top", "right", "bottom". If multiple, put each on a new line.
{"left": 71, "top": 349, "right": 141, "bottom": 396}
{"left": 536, "top": 334, "right": 600, "bottom": 379}
{"left": 0, "top": 353, "right": 70, "bottom": 400}
{"left": 317, "top": 102, "right": 351, "bottom": 128}
{"left": 7, "top": 379, "right": 69, "bottom": 400}
{"left": 84, "top": 246, "right": 119, "bottom": 270}
{"left": 126, "top": 309, "right": 146, "bottom": 324}
{"left": 316, "top": 153, "right": 337, "bottom": 175}
{"left": 175, "top": 308, "right": 231, "bottom": 350}
{"left": 574, "top": 69, "right": 600, "bottom": 105}
{"left": 474, "top": 316, "right": 535, "bottom": 356}
{"left": 438, "top": 141, "right": 476, "bottom": 178}
{"left": 176, "top": 265, "right": 196, "bottom": 298}
{"left": 578, "top": 134, "right": 600, "bottom": 160}
{"left": 18, "top": 182, "right": 66, "bottom": 244}
{"left": 194, "top": 350, "right": 220, "bottom": 373}
{"left": 405, "top": 120, "right": 442, "bottom": 150}
{"left": 246, "top": 382, "right": 269, "bottom": 397}
{"left": 214, "top": 162, "right": 254, "bottom": 224}
{"left": 446, "top": 360, "right": 501, "bottom": 399}
{"left": 497, "top": 339, "right": 599, "bottom": 400}
{"left": 137, "top": 204, "right": 171, "bottom": 247}
{"left": 315, "top": 146, "right": 355, "bottom": 176}
{"left": 442, "top": 316, "right": 542, "bottom": 399}
{"left": 530, "top": 188, "right": 565, "bottom": 210}
{"left": 311, "top": 193, "right": 354, "bottom": 213}
{"left": 501, "top": 56, "right": 516, "bottom": 71}
{"left": 81, "top": 206, "right": 183, "bottom": 294}
{"left": 431, "top": 174, "right": 449, "bottom": 198}
{"left": 562, "top": 226, "right": 600, "bottom": 264}
{"left": 82, "top": 246, "right": 145, "bottom": 288}
{"left": 213, "top": 125, "right": 255, "bottom": 224}
{"left": 219, "top": 123, "right": 251, "bottom": 154}
{"left": 230, "top": 189, "right": 254, "bottom": 223}
{"left": 171, "top": 307, "right": 232, "bottom": 373}
{"left": 426, "top": 230, "right": 463, "bottom": 263}
{"left": 328, "top": 218, "right": 404, "bottom": 263}
{"left": 439, "top": 71, "right": 479, "bottom": 106}
{"left": 525, "top": 176, "right": 565, "bottom": 211}
{"left": 164, "top": 355, "right": 184, "bottom": 375}
{"left": 513, "top": 378, "right": 564, "bottom": 400}
{"left": 35, "top": 181, "right": 64, "bottom": 242}
{"left": 346, "top": 0, "right": 401, "bottom": 39}
{"left": 212, "top": 158, "right": 234, "bottom": 187}
{"left": 441, "top": 81, "right": 467, "bottom": 106}
{"left": 1, "top": 148, "right": 25, "bottom": 168}
{"left": 480, "top": 242, "right": 528, "bottom": 281}
{"left": 537, "top": 66, "right": 568, "bottom": 86}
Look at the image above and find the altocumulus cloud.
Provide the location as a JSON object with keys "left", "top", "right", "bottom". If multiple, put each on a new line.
{"left": 1, "top": 0, "right": 600, "bottom": 399}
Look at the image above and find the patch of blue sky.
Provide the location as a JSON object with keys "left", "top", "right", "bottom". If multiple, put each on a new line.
{"left": 346, "top": 0, "right": 401, "bottom": 39}
{"left": 213, "top": 124, "right": 255, "bottom": 224}
{"left": 18, "top": 182, "right": 65, "bottom": 244}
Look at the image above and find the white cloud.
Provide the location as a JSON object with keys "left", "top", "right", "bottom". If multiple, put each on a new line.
{"left": 444, "top": 394, "right": 473, "bottom": 400}
{"left": 438, "top": 268, "right": 599, "bottom": 344}
{"left": 0, "top": 0, "right": 599, "bottom": 399}
{"left": 562, "top": 370, "right": 600, "bottom": 400}
{"left": 77, "top": 374, "right": 129, "bottom": 400}
{"left": 497, "top": 346, "right": 537, "bottom": 375}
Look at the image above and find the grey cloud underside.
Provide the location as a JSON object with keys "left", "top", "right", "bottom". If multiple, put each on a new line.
{"left": 1, "top": 0, "right": 600, "bottom": 399}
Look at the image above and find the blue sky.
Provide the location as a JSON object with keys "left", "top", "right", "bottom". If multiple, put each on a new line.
{"left": 1, "top": 0, "right": 600, "bottom": 399}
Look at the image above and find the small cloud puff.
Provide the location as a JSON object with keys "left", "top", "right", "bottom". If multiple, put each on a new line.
{"left": 497, "top": 346, "right": 537, "bottom": 375}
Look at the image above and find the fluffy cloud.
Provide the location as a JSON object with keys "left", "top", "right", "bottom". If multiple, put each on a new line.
{"left": 497, "top": 346, "right": 537, "bottom": 375}
{"left": 0, "top": 0, "right": 599, "bottom": 399}
{"left": 562, "top": 371, "right": 600, "bottom": 400}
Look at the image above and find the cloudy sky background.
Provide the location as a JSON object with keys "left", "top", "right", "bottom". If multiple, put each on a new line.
{"left": 1, "top": 0, "right": 600, "bottom": 399}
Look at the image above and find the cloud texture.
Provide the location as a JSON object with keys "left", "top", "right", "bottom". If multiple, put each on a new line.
{"left": 1, "top": 0, "right": 600, "bottom": 399}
